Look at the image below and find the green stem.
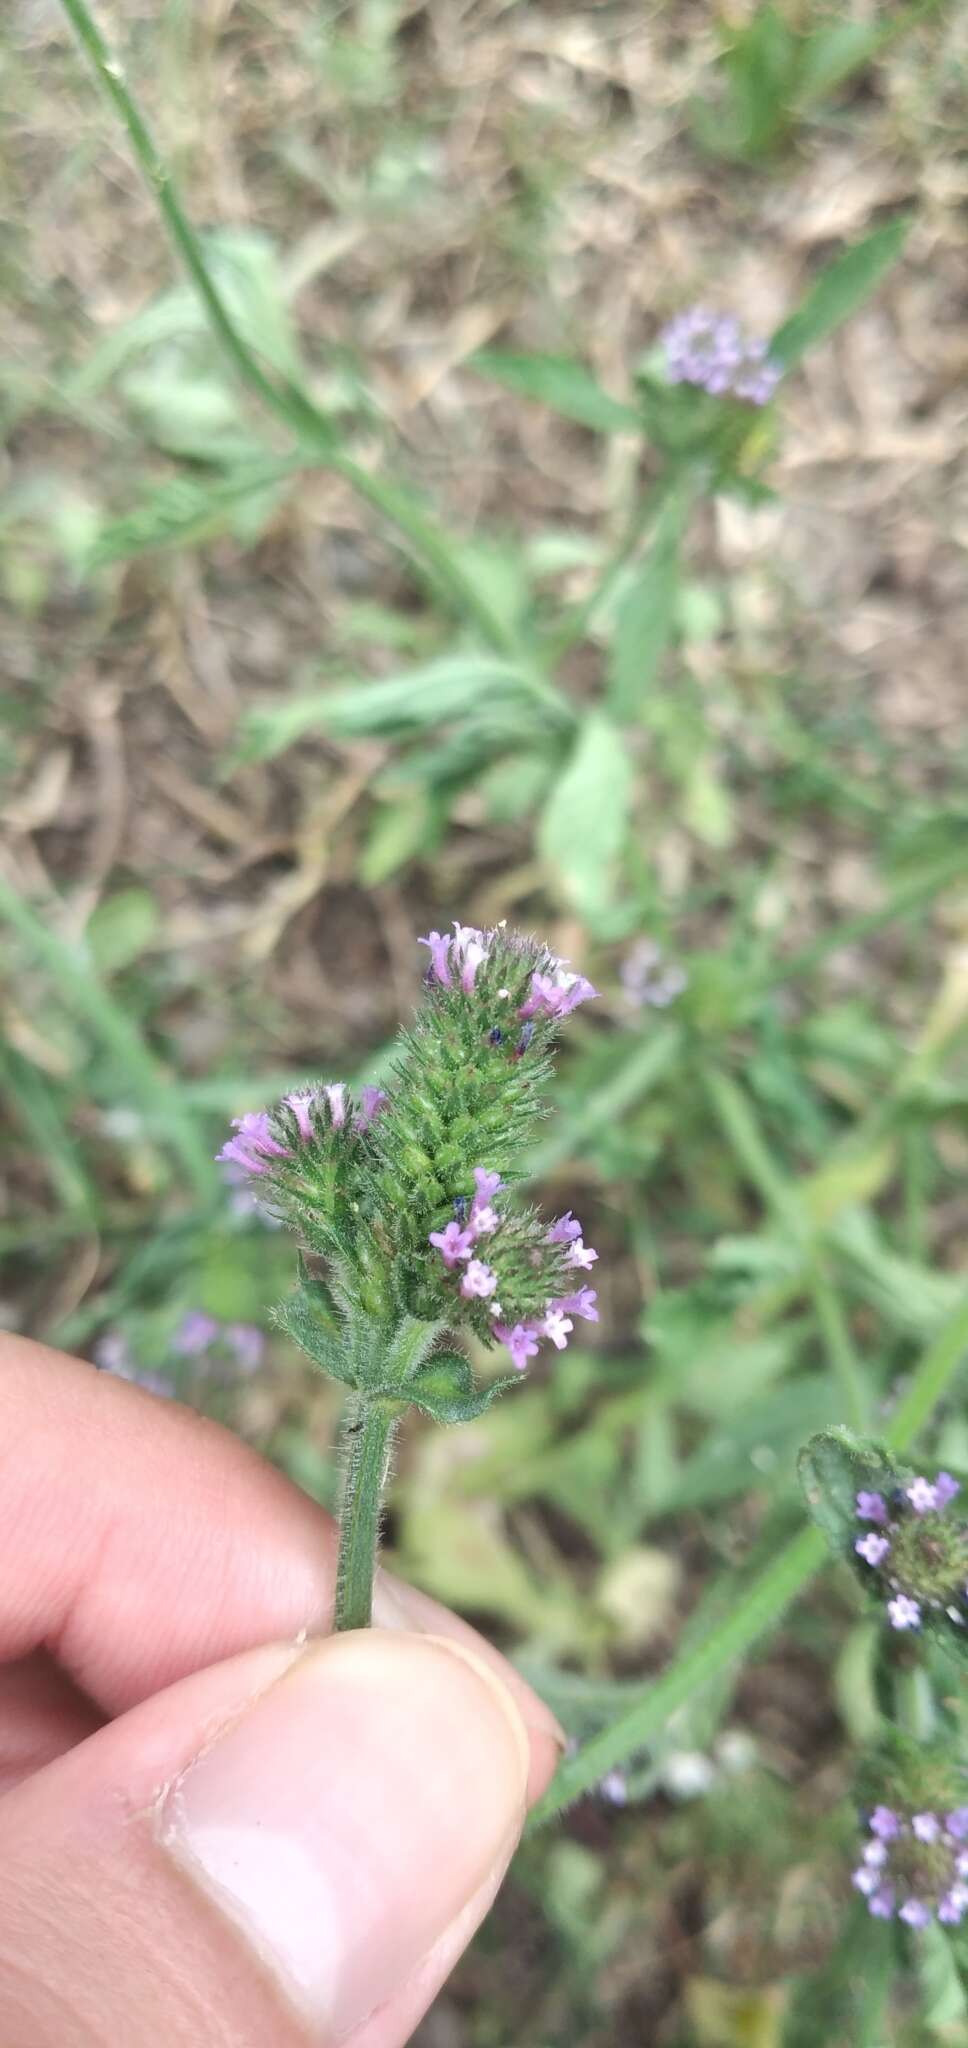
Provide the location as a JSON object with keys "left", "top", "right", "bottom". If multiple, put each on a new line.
{"left": 528, "top": 1295, "right": 968, "bottom": 1828}
{"left": 56, "top": 0, "right": 521, "bottom": 656}
{"left": 810, "top": 1254, "right": 868, "bottom": 1433}
{"left": 334, "top": 1398, "right": 397, "bottom": 1632}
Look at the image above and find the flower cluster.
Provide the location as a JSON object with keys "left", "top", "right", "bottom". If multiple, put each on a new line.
{"left": 661, "top": 307, "right": 781, "bottom": 407}
{"left": 174, "top": 1312, "right": 264, "bottom": 1375}
{"left": 218, "top": 1084, "right": 388, "bottom": 1177}
{"left": 419, "top": 921, "right": 597, "bottom": 1029}
{"left": 853, "top": 1803, "right": 968, "bottom": 1926}
{"left": 620, "top": 937, "right": 688, "bottom": 1011}
{"left": 429, "top": 1170, "right": 599, "bottom": 1373}
{"left": 853, "top": 1472, "right": 967, "bottom": 1632}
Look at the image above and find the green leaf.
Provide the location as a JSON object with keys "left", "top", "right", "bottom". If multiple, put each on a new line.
{"left": 272, "top": 1291, "right": 356, "bottom": 1384}
{"left": 797, "top": 1426, "right": 900, "bottom": 1554}
{"left": 85, "top": 888, "right": 160, "bottom": 973}
{"left": 87, "top": 459, "right": 298, "bottom": 569}
{"left": 538, "top": 712, "right": 633, "bottom": 921}
{"left": 400, "top": 1352, "right": 518, "bottom": 1423}
{"left": 359, "top": 788, "right": 444, "bottom": 885}
{"left": 240, "top": 654, "right": 539, "bottom": 758}
{"left": 471, "top": 350, "right": 643, "bottom": 434}
{"left": 770, "top": 217, "right": 910, "bottom": 370}
{"left": 607, "top": 488, "right": 686, "bottom": 720}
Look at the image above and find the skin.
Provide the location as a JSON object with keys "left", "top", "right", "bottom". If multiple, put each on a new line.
{"left": 0, "top": 1335, "right": 563, "bottom": 2047}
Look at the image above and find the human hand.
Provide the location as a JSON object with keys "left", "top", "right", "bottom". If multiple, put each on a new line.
{"left": 0, "top": 1336, "right": 563, "bottom": 2046}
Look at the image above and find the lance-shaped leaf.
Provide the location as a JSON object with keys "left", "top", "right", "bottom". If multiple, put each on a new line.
{"left": 798, "top": 1427, "right": 902, "bottom": 1554}
{"left": 398, "top": 1352, "right": 518, "bottom": 1424}
{"left": 272, "top": 1289, "right": 358, "bottom": 1387}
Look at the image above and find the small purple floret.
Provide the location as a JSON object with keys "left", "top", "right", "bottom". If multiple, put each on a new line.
{"left": 429, "top": 1221, "right": 475, "bottom": 1269}
{"left": 855, "top": 1532, "right": 890, "bottom": 1568}
{"left": 888, "top": 1594, "right": 921, "bottom": 1631}
{"left": 912, "top": 1813, "right": 941, "bottom": 1845}
{"left": 174, "top": 1311, "right": 221, "bottom": 1357}
{"left": 870, "top": 1806, "right": 901, "bottom": 1841}
{"left": 856, "top": 1491, "right": 888, "bottom": 1526}
{"left": 906, "top": 1476, "right": 939, "bottom": 1515}
{"left": 935, "top": 1471, "right": 961, "bottom": 1507}
{"left": 496, "top": 1321, "right": 541, "bottom": 1373}
{"left": 460, "top": 1259, "right": 498, "bottom": 1301}
{"left": 899, "top": 1898, "right": 932, "bottom": 1929}
{"left": 217, "top": 1110, "right": 290, "bottom": 1174}
{"left": 554, "top": 1287, "right": 599, "bottom": 1322}
{"left": 661, "top": 307, "right": 782, "bottom": 407}
{"left": 547, "top": 1211, "right": 582, "bottom": 1244}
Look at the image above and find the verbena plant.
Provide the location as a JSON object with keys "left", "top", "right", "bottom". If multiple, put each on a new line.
{"left": 16, "top": 0, "right": 968, "bottom": 2020}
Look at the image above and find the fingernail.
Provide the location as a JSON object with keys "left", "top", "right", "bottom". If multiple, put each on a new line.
{"left": 373, "top": 1571, "right": 566, "bottom": 1804}
{"left": 157, "top": 1631, "right": 529, "bottom": 2039}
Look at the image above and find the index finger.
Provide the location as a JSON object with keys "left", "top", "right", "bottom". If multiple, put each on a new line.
{"left": 0, "top": 1336, "right": 561, "bottom": 1795}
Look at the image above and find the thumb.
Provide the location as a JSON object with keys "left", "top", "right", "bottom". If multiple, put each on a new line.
{"left": 0, "top": 1631, "right": 534, "bottom": 2048}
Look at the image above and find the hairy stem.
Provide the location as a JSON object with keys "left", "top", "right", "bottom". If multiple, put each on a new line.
{"left": 334, "top": 1398, "right": 397, "bottom": 1633}
{"left": 528, "top": 1295, "right": 968, "bottom": 1828}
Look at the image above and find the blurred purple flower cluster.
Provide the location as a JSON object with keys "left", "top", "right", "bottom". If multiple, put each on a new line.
{"left": 661, "top": 307, "right": 781, "bottom": 406}
{"left": 854, "top": 1803, "right": 968, "bottom": 1925}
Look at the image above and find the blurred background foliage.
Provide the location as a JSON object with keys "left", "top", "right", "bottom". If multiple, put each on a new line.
{"left": 2, "top": 0, "right": 968, "bottom": 2039}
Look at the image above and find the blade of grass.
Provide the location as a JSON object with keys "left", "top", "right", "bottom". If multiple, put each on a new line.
{"left": 703, "top": 1065, "right": 868, "bottom": 1429}
{"left": 56, "top": 0, "right": 523, "bottom": 657}
{"left": 760, "top": 844, "right": 968, "bottom": 992}
{"left": 528, "top": 1295, "right": 968, "bottom": 1826}
{"left": 0, "top": 875, "right": 216, "bottom": 1202}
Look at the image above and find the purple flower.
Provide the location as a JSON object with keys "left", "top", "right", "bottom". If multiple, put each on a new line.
{"left": 567, "top": 1237, "right": 598, "bottom": 1271}
{"left": 226, "top": 1323, "right": 265, "bottom": 1373}
{"left": 418, "top": 929, "right": 453, "bottom": 987}
{"left": 888, "top": 1594, "right": 921, "bottom": 1631}
{"left": 451, "top": 922, "right": 490, "bottom": 993}
{"left": 519, "top": 965, "right": 598, "bottom": 1023}
{"left": 855, "top": 1532, "right": 890, "bottom": 1568}
{"left": 496, "top": 1321, "right": 541, "bottom": 1373}
{"left": 870, "top": 1807, "right": 901, "bottom": 1841}
{"left": 939, "top": 1886, "right": 968, "bottom": 1925}
{"left": 899, "top": 1898, "right": 933, "bottom": 1929}
{"left": 869, "top": 1887, "right": 895, "bottom": 1919}
{"left": 935, "top": 1471, "right": 961, "bottom": 1508}
{"left": 599, "top": 1769, "right": 629, "bottom": 1807}
{"left": 418, "top": 922, "right": 492, "bottom": 993}
{"left": 554, "top": 1286, "right": 599, "bottom": 1322}
{"left": 472, "top": 1167, "right": 503, "bottom": 1205}
{"left": 906, "top": 1476, "right": 939, "bottom": 1514}
{"left": 621, "top": 939, "right": 688, "bottom": 1010}
{"left": 862, "top": 1840, "right": 888, "bottom": 1868}
{"left": 217, "top": 1110, "right": 290, "bottom": 1175}
{"left": 469, "top": 1168, "right": 504, "bottom": 1235}
{"left": 856, "top": 1491, "right": 888, "bottom": 1525}
{"left": 946, "top": 1809, "right": 968, "bottom": 1842}
{"left": 912, "top": 1813, "right": 941, "bottom": 1845}
{"left": 460, "top": 1259, "right": 498, "bottom": 1300}
{"left": 173, "top": 1311, "right": 221, "bottom": 1357}
{"left": 661, "top": 307, "right": 781, "bottom": 408}
{"left": 853, "top": 1865, "right": 881, "bottom": 1897}
{"left": 547, "top": 1212, "right": 582, "bottom": 1244}
{"left": 429, "top": 1221, "right": 475, "bottom": 1269}
{"left": 540, "top": 1309, "right": 574, "bottom": 1351}
{"left": 283, "top": 1090, "right": 318, "bottom": 1142}
{"left": 357, "top": 1086, "right": 389, "bottom": 1129}
{"left": 322, "top": 1084, "right": 347, "bottom": 1129}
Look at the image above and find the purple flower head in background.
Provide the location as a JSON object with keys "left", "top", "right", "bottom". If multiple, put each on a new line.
{"left": 850, "top": 1472, "right": 967, "bottom": 1635}
{"left": 661, "top": 307, "right": 781, "bottom": 407}
{"left": 854, "top": 1806, "right": 968, "bottom": 1928}
{"left": 621, "top": 938, "right": 689, "bottom": 1011}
